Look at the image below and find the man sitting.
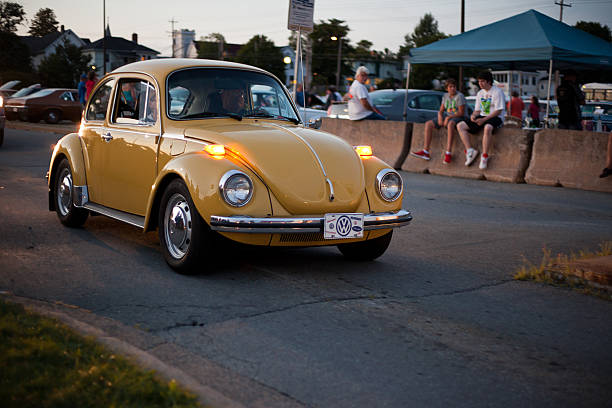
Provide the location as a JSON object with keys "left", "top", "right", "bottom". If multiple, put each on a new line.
{"left": 411, "top": 78, "right": 467, "bottom": 164}
{"left": 457, "top": 71, "right": 505, "bottom": 170}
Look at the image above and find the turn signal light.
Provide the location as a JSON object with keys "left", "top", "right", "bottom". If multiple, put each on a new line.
{"left": 354, "top": 145, "right": 373, "bottom": 157}
{"left": 204, "top": 144, "right": 226, "bottom": 157}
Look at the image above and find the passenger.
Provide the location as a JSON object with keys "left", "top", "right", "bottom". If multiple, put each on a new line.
{"left": 411, "top": 78, "right": 467, "bottom": 164}
{"left": 347, "top": 66, "right": 385, "bottom": 121}
{"left": 456, "top": 70, "right": 505, "bottom": 170}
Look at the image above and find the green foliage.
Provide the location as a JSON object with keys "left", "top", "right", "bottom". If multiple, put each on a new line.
{"left": 399, "top": 13, "right": 451, "bottom": 90}
{"left": 0, "top": 31, "right": 31, "bottom": 72}
{"left": 0, "top": 299, "right": 202, "bottom": 407}
{"left": 574, "top": 21, "right": 611, "bottom": 42}
{"left": 28, "top": 7, "right": 59, "bottom": 37}
{"left": 0, "top": 1, "right": 25, "bottom": 33}
{"left": 234, "top": 34, "right": 285, "bottom": 82}
{"left": 37, "top": 40, "right": 90, "bottom": 88}
{"left": 197, "top": 33, "right": 225, "bottom": 60}
{"left": 308, "top": 19, "right": 354, "bottom": 86}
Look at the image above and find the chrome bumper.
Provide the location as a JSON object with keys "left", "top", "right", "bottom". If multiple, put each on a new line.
{"left": 210, "top": 209, "right": 412, "bottom": 233}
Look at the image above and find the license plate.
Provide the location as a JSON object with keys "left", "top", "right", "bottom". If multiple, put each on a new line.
{"left": 324, "top": 213, "right": 364, "bottom": 239}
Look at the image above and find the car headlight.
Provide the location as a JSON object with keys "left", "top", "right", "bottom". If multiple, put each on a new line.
{"left": 219, "top": 170, "right": 253, "bottom": 207}
{"left": 376, "top": 169, "right": 402, "bottom": 202}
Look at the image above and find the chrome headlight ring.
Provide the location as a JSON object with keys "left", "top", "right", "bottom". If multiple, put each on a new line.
{"left": 376, "top": 169, "right": 403, "bottom": 202}
{"left": 219, "top": 170, "right": 253, "bottom": 207}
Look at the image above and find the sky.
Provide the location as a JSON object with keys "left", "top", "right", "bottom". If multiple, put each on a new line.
{"left": 16, "top": 0, "right": 612, "bottom": 57}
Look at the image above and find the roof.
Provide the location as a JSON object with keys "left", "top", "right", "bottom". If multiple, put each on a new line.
{"left": 85, "top": 36, "right": 159, "bottom": 55}
{"left": 193, "top": 41, "right": 243, "bottom": 58}
{"left": 20, "top": 31, "right": 63, "bottom": 54}
{"left": 110, "top": 58, "right": 269, "bottom": 80}
{"left": 408, "top": 9, "right": 612, "bottom": 70}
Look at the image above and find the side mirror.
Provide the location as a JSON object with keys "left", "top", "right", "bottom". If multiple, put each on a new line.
{"left": 306, "top": 118, "right": 322, "bottom": 129}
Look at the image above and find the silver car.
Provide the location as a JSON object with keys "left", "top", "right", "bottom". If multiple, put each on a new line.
{"left": 329, "top": 89, "right": 444, "bottom": 122}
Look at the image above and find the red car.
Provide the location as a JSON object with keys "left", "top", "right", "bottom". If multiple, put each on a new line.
{"left": 5, "top": 88, "right": 82, "bottom": 124}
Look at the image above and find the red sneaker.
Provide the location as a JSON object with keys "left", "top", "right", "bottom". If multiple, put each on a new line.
{"left": 411, "top": 150, "right": 430, "bottom": 161}
{"left": 443, "top": 152, "right": 452, "bottom": 164}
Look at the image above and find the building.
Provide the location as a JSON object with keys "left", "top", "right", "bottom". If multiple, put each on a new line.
{"left": 82, "top": 26, "right": 160, "bottom": 76}
{"left": 19, "top": 26, "right": 88, "bottom": 69}
{"left": 491, "top": 70, "right": 558, "bottom": 99}
{"left": 173, "top": 29, "right": 197, "bottom": 58}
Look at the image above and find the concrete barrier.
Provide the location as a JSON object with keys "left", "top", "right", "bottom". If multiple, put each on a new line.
{"left": 320, "top": 118, "right": 412, "bottom": 169}
{"left": 525, "top": 129, "right": 612, "bottom": 193}
{"left": 401, "top": 123, "right": 535, "bottom": 183}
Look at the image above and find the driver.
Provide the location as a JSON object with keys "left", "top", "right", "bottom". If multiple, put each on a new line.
{"left": 220, "top": 87, "right": 245, "bottom": 114}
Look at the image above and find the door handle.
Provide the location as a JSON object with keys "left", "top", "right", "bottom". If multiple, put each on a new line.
{"left": 102, "top": 132, "right": 113, "bottom": 142}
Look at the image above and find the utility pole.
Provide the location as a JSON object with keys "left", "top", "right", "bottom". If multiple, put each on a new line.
{"left": 102, "top": 0, "right": 106, "bottom": 75}
{"left": 554, "top": 0, "right": 571, "bottom": 22}
{"left": 169, "top": 17, "right": 178, "bottom": 57}
{"left": 458, "top": 0, "right": 465, "bottom": 92}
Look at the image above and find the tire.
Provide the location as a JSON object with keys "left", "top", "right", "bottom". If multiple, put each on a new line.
{"left": 53, "top": 158, "right": 89, "bottom": 227}
{"left": 158, "top": 179, "right": 212, "bottom": 274}
{"left": 337, "top": 231, "right": 393, "bottom": 261}
{"left": 45, "top": 110, "right": 61, "bottom": 124}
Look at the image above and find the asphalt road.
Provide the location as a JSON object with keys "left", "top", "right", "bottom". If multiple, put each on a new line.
{"left": 1, "top": 127, "right": 612, "bottom": 407}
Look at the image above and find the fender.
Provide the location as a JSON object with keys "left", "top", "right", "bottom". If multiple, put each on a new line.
{"left": 143, "top": 151, "right": 272, "bottom": 232}
{"left": 48, "top": 132, "right": 87, "bottom": 211}
{"left": 361, "top": 156, "right": 404, "bottom": 213}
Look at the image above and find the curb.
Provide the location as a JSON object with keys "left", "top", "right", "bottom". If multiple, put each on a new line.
{"left": 1, "top": 292, "right": 304, "bottom": 408}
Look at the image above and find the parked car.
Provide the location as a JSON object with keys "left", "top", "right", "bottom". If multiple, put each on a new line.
{"left": 581, "top": 101, "right": 612, "bottom": 131}
{"left": 47, "top": 59, "right": 412, "bottom": 273}
{"left": 328, "top": 89, "right": 445, "bottom": 122}
{"left": 0, "top": 80, "right": 21, "bottom": 98}
{"left": 251, "top": 85, "right": 327, "bottom": 126}
{"left": 0, "top": 94, "right": 5, "bottom": 147}
{"left": 5, "top": 88, "right": 81, "bottom": 124}
{"left": 9, "top": 83, "right": 42, "bottom": 99}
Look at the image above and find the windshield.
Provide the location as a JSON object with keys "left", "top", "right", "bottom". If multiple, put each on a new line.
{"left": 12, "top": 86, "right": 41, "bottom": 98}
{"left": 24, "top": 89, "right": 54, "bottom": 99}
{"left": 167, "top": 68, "right": 299, "bottom": 123}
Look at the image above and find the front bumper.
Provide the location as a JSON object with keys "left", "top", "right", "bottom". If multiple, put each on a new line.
{"left": 210, "top": 209, "right": 412, "bottom": 233}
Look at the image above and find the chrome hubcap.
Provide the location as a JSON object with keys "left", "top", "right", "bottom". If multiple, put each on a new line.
{"left": 164, "top": 193, "right": 192, "bottom": 259}
{"left": 57, "top": 168, "right": 72, "bottom": 216}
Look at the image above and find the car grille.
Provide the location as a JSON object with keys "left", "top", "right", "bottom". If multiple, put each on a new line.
{"left": 279, "top": 232, "right": 324, "bottom": 242}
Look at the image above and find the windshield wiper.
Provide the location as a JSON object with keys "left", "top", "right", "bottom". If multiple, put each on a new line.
{"left": 180, "top": 111, "right": 242, "bottom": 121}
{"left": 246, "top": 111, "right": 300, "bottom": 124}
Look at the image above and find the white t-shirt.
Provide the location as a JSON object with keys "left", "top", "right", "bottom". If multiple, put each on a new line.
{"left": 475, "top": 86, "right": 506, "bottom": 123}
{"left": 348, "top": 80, "right": 372, "bottom": 121}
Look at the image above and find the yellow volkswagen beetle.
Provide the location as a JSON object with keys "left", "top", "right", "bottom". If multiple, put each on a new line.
{"left": 47, "top": 59, "right": 411, "bottom": 273}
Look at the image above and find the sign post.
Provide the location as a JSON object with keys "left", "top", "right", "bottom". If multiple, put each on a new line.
{"left": 288, "top": 0, "right": 314, "bottom": 108}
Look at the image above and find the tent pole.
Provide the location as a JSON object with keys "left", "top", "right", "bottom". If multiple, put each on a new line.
{"left": 403, "top": 62, "right": 411, "bottom": 121}
{"left": 545, "top": 59, "right": 553, "bottom": 128}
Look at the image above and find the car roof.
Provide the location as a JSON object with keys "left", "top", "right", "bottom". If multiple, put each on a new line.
{"left": 111, "top": 58, "right": 270, "bottom": 81}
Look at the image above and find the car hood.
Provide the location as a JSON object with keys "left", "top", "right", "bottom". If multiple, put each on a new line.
{"left": 183, "top": 121, "right": 365, "bottom": 214}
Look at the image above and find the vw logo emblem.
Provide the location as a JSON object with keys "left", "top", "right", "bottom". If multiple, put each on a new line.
{"left": 336, "top": 215, "right": 352, "bottom": 237}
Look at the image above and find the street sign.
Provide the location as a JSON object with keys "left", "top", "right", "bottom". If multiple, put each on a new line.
{"left": 288, "top": 0, "right": 314, "bottom": 33}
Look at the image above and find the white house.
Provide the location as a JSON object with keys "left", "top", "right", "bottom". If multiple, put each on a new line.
{"left": 20, "top": 26, "right": 87, "bottom": 69}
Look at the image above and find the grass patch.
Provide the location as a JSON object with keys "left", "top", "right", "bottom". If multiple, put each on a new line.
{"left": 514, "top": 242, "right": 612, "bottom": 300}
{"left": 0, "top": 299, "right": 203, "bottom": 408}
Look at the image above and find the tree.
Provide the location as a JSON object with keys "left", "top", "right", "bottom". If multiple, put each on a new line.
{"left": 197, "top": 32, "right": 226, "bottom": 60}
{"left": 234, "top": 35, "right": 285, "bottom": 82}
{"left": 399, "top": 13, "right": 449, "bottom": 90}
{"left": 37, "top": 40, "right": 90, "bottom": 88}
{"left": 29, "top": 7, "right": 59, "bottom": 37}
{"left": 307, "top": 19, "right": 354, "bottom": 86}
{"left": 353, "top": 40, "right": 374, "bottom": 59}
{"left": 0, "top": 1, "right": 25, "bottom": 33}
{"left": 574, "top": 21, "right": 611, "bottom": 42}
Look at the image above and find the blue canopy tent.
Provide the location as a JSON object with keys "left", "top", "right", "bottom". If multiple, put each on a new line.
{"left": 404, "top": 9, "right": 612, "bottom": 119}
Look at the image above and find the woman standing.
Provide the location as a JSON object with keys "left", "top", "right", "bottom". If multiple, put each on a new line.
{"left": 529, "top": 96, "right": 540, "bottom": 128}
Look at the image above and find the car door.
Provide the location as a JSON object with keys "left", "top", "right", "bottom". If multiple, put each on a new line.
{"left": 101, "top": 76, "right": 160, "bottom": 215}
{"left": 81, "top": 78, "right": 116, "bottom": 204}
{"left": 406, "top": 93, "right": 442, "bottom": 123}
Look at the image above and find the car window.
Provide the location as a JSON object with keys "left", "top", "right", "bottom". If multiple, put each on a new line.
{"left": 86, "top": 79, "right": 115, "bottom": 121}
{"left": 60, "top": 91, "right": 74, "bottom": 101}
{"left": 415, "top": 94, "right": 441, "bottom": 111}
{"left": 112, "top": 79, "right": 158, "bottom": 125}
{"left": 370, "top": 92, "right": 397, "bottom": 106}
{"left": 167, "top": 68, "right": 298, "bottom": 122}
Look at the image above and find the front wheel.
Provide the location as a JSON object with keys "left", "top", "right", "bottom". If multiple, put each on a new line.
{"left": 158, "top": 179, "right": 212, "bottom": 274}
{"left": 337, "top": 231, "right": 393, "bottom": 261}
{"left": 54, "top": 158, "right": 88, "bottom": 227}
